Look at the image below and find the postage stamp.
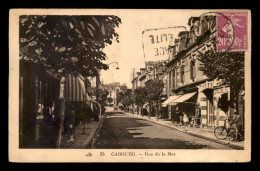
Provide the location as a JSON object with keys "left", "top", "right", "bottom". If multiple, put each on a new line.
{"left": 217, "top": 12, "right": 248, "bottom": 51}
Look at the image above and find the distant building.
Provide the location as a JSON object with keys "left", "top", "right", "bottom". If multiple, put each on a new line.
{"left": 102, "top": 82, "right": 127, "bottom": 105}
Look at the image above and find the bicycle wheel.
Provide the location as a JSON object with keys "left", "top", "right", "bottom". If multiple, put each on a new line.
{"left": 214, "top": 126, "right": 227, "bottom": 140}
{"left": 228, "top": 128, "right": 236, "bottom": 141}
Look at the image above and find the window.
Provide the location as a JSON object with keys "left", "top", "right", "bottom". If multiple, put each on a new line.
{"left": 147, "top": 66, "right": 153, "bottom": 71}
{"left": 201, "top": 19, "right": 208, "bottom": 34}
{"left": 172, "top": 69, "right": 175, "bottom": 88}
{"left": 180, "top": 66, "right": 185, "bottom": 83}
{"left": 169, "top": 71, "right": 171, "bottom": 89}
{"left": 176, "top": 68, "right": 179, "bottom": 86}
{"left": 190, "top": 60, "right": 196, "bottom": 80}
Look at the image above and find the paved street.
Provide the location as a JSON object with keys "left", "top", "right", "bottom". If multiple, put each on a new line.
{"left": 93, "top": 111, "right": 233, "bottom": 149}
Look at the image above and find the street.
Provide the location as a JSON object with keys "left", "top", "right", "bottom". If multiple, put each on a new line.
{"left": 93, "top": 111, "right": 233, "bottom": 149}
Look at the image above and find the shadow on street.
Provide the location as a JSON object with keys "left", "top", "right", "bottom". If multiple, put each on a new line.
{"left": 93, "top": 112, "right": 230, "bottom": 149}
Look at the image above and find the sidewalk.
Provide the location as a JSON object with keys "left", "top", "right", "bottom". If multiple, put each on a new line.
{"left": 125, "top": 112, "right": 244, "bottom": 149}
{"left": 60, "top": 116, "right": 104, "bottom": 148}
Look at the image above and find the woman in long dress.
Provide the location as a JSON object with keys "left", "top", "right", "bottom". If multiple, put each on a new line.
{"left": 183, "top": 112, "right": 189, "bottom": 126}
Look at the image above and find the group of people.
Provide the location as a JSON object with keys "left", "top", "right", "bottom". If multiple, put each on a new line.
{"left": 35, "top": 100, "right": 101, "bottom": 147}
{"left": 177, "top": 105, "right": 243, "bottom": 141}
{"left": 176, "top": 106, "right": 201, "bottom": 127}
{"left": 65, "top": 102, "right": 102, "bottom": 142}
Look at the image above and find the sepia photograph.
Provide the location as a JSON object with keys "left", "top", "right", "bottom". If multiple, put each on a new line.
{"left": 9, "top": 9, "right": 251, "bottom": 162}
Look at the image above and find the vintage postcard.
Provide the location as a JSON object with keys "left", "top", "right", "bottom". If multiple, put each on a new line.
{"left": 9, "top": 9, "right": 251, "bottom": 162}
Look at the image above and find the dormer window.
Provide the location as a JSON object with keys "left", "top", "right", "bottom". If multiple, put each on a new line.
{"left": 201, "top": 18, "right": 209, "bottom": 34}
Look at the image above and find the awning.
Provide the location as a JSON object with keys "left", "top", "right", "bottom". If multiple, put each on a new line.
{"left": 162, "top": 95, "right": 181, "bottom": 107}
{"left": 172, "top": 92, "right": 197, "bottom": 103}
{"left": 65, "top": 73, "right": 86, "bottom": 102}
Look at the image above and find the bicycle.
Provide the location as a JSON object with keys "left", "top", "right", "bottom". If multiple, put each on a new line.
{"left": 214, "top": 117, "right": 237, "bottom": 141}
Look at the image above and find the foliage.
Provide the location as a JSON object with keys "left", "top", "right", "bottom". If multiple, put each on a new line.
{"left": 98, "top": 88, "right": 109, "bottom": 104}
{"left": 19, "top": 15, "right": 121, "bottom": 77}
{"left": 132, "top": 87, "right": 147, "bottom": 107}
{"left": 89, "top": 87, "right": 109, "bottom": 105}
{"left": 107, "top": 97, "right": 113, "bottom": 104}
{"left": 121, "top": 90, "right": 133, "bottom": 108}
{"left": 116, "top": 91, "right": 125, "bottom": 105}
{"left": 197, "top": 47, "right": 245, "bottom": 108}
{"left": 144, "top": 79, "right": 165, "bottom": 104}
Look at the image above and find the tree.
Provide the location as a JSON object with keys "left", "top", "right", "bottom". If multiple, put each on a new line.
{"left": 197, "top": 44, "right": 244, "bottom": 115}
{"left": 20, "top": 15, "right": 121, "bottom": 76}
{"left": 144, "top": 79, "right": 164, "bottom": 119}
{"left": 96, "top": 88, "right": 109, "bottom": 105}
{"left": 19, "top": 15, "right": 121, "bottom": 148}
{"left": 107, "top": 97, "right": 113, "bottom": 104}
{"left": 116, "top": 91, "right": 125, "bottom": 105}
{"left": 121, "top": 90, "right": 133, "bottom": 111}
{"left": 133, "top": 87, "right": 147, "bottom": 116}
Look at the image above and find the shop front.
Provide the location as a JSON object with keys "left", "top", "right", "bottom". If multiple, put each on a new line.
{"left": 171, "top": 92, "right": 198, "bottom": 125}
{"left": 197, "top": 81, "right": 215, "bottom": 127}
{"left": 162, "top": 95, "right": 181, "bottom": 120}
{"left": 19, "top": 62, "right": 60, "bottom": 148}
{"left": 213, "top": 85, "right": 230, "bottom": 127}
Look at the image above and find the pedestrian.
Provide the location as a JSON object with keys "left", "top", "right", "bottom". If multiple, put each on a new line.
{"left": 80, "top": 103, "right": 87, "bottom": 134}
{"left": 194, "top": 105, "right": 199, "bottom": 126}
{"left": 93, "top": 104, "right": 99, "bottom": 122}
{"left": 190, "top": 116, "right": 195, "bottom": 127}
{"left": 42, "top": 100, "right": 53, "bottom": 147}
{"left": 230, "top": 112, "right": 243, "bottom": 141}
{"left": 85, "top": 105, "right": 92, "bottom": 123}
{"left": 43, "top": 100, "right": 51, "bottom": 126}
{"left": 101, "top": 104, "right": 106, "bottom": 116}
{"left": 183, "top": 112, "right": 189, "bottom": 126}
{"left": 34, "top": 103, "right": 43, "bottom": 143}
{"left": 177, "top": 107, "right": 183, "bottom": 125}
{"left": 67, "top": 104, "right": 76, "bottom": 142}
{"left": 144, "top": 107, "right": 148, "bottom": 116}
{"left": 52, "top": 100, "right": 60, "bottom": 148}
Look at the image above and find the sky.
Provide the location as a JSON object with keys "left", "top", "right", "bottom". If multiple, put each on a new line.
{"left": 100, "top": 10, "right": 206, "bottom": 88}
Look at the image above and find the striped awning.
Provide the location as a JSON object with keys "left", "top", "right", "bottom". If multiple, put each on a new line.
{"left": 162, "top": 95, "right": 181, "bottom": 107}
{"left": 65, "top": 74, "right": 86, "bottom": 102}
{"left": 172, "top": 92, "right": 197, "bottom": 103}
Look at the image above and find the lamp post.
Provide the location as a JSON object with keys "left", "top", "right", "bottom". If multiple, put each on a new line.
{"left": 97, "top": 61, "right": 119, "bottom": 109}
{"left": 107, "top": 62, "right": 120, "bottom": 70}
{"left": 96, "top": 62, "right": 119, "bottom": 99}
{"left": 107, "top": 62, "right": 119, "bottom": 105}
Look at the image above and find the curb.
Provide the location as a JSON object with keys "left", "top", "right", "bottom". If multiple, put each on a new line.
{"left": 126, "top": 112, "right": 244, "bottom": 150}
{"left": 82, "top": 115, "right": 105, "bottom": 148}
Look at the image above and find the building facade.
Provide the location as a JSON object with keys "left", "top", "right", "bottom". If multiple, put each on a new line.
{"left": 164, "top": 15, "right": 239, "bottom": 127}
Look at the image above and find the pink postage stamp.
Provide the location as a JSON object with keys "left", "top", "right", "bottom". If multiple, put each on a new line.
{"left": 217, "top": 11, "right": 248, "bottom": 51}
